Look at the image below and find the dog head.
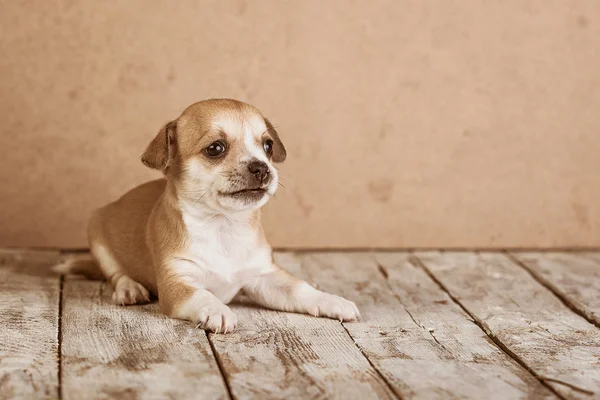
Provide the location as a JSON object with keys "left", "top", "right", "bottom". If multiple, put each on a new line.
{"left": 141, "top": 99, "right": 286, "bottom": 213}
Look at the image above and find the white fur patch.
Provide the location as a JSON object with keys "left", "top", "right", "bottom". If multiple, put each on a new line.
{"left": 173, "top": 289, "right": 238, "bottom": 333}
{"left": 243, "top": 123, "right": 268, "bottom": 163}
{"left": 173, "top": 210, "right": 273, "bottom": 304}
{"left": 91, "top": 243, "right": 122, "bottom": 279}
{"left": 294, "top": 282, "right": 361, "bottom": 321}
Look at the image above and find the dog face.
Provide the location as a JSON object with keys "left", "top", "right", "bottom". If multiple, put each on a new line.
{"left": 142, "top": 99, "right": 286, "bottom": 213}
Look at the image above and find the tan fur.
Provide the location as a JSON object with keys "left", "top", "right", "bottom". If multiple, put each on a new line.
{"left": 63, "top": 98, "right": 359, "bottom": 333}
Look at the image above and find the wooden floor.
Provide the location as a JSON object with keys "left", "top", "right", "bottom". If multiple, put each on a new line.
{"left": 1, "top": 250, "right": 600, "bottom": 400}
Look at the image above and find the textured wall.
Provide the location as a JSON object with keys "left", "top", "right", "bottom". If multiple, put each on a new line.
{"left": 1, "top": 1, "right": 599, "bottom": 249}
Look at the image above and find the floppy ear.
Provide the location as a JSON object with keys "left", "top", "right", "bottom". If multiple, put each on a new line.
{"left": 141, "top": 120, "right": 177, "bottom": 170}
{"left": 264, "top": 118, "right": 286, "bottom": 163}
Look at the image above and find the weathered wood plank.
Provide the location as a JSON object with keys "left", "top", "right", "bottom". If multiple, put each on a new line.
{"left": 581, "top": 252, "right": 600, "bottom": 264}
{"left": 415, "top": 252, "right": 600, "bottom": 399}
{"left": 510, "top": 252, "right": 600, "bottom": 327}
{"left": 278, "top": 252, "right": 555, "bottom": 400}
{"left": 61, "top": 277, "right": 228, "bottom": 400}
{"left": 0, "top": 249, "right": 61, "bottom": 400}
{"left": 211, "top": 296, "right": 396, "bottom": 398}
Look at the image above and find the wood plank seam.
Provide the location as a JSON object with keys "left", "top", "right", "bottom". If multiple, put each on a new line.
{"left": 408, "top": 254, "right": 569, "bottom": 400}
{"left": 506, "top": 252, "right": 600, "bottom": 330}
{"left": 374, "top": 260, "right": 452, "bottom": 355}
{"left": 58, "top": 274, "right": 64, "bottom": 400}
{"left": 291, "top": 254, "right": 402, "bottom": 399}
{"left": 60, "top": 278, "right": 230, "bottom": 399}
{"left": 338, "top": 319, "right": 404, "bottom": 400}
{"left": 0, "top": 249, "right": 63, "bottom": 399}
{"left": 206, "top": 333, "right": 234, "bottom": 400}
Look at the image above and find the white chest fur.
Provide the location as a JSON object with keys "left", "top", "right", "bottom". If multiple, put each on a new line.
{"left": 175, "top": 212, "right": 272, "bottom": 303}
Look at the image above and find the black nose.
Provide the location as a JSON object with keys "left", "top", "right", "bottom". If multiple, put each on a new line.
{"left": 247, "top": 160, "right": 270, "bottom": 183}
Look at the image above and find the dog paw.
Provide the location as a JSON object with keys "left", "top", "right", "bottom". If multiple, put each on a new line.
{"left": 112, "top": 278, "right": 151, "bottom": 306}
{"left": 195, "top": 304, "right": 238, "bottom": 334}
{"left": 308, "top": 293, "right": 361, "bottom": 322}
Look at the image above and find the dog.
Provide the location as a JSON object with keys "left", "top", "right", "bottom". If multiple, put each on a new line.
{"left": 56, "top": 99, "right": 360, "bottom": 333}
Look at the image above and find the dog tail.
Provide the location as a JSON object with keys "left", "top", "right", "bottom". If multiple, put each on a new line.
{"left": 53, "top": 255, "right": 105, "bottom": 280}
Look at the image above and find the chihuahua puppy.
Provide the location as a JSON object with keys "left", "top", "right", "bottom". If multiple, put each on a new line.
{"left": 57, "top": 99, "right": 359, "bottom": 333}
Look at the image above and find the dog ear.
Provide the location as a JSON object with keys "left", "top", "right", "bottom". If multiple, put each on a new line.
{"left": 264, "top": 118, "right": 286, "bottom": 163}
{"left": 141, "top": 120, "right": 177, "bottom": 170}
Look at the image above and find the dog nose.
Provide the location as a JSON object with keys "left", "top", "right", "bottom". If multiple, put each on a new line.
{"left": 248, "top": 160, "right": 270, "bottom": 183}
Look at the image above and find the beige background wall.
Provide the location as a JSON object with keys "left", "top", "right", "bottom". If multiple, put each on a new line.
{"left": 1, "top": 1, "right": 599, "bottom": 249}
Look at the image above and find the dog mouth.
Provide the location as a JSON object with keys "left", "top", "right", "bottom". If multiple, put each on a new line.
{"left": 220, "top": 187, "right": 268, "bottom": 201}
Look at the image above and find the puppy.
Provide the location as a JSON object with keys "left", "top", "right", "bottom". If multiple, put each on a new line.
{"left": 57, "top": 99, "right": 359, "bottom": 333}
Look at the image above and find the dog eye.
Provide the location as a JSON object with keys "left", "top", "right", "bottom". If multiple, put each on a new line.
{"left": 205, "top": 141, "right": 226, "bottom": 157}
{"left": 263, "top": 139, "right": 273, "bottom": 156}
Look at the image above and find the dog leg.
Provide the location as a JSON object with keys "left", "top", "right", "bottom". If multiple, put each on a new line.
{"left": 157, "top": 266, "right": 237, "bottom": 333}
{"left": 244, "top": 267, "right": 360, "bottom": 321}
{"left": 90, "top": 242, "right": 150, "bottom": 306}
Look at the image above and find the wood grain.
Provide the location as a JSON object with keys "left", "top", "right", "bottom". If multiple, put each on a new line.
{"left": 415, "top": 252, "right": 600, "bottom": 399}
{"left": 210, "top": 300, "right": 396, "bottom": 399}
{"left": 278, "top": 252, "right": 556, "bottom": 400}
{"left": 510, "top": 252, "right": 600, "bottom": 328}
{"left": 61, "top": 277, "right": 228, "bottom": 400}
{"left": 581, "top": 252, "right": 600, "bottom": 264}
{"left": 0, "top": 249, "right": 62, "bottom": 400}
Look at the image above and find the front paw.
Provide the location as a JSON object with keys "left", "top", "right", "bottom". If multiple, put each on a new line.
{"left": 309, "top": 293, "right": 361, "bottom": 322}
{"left": 195, "top": 304, "right": 238, "bottom": 334}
